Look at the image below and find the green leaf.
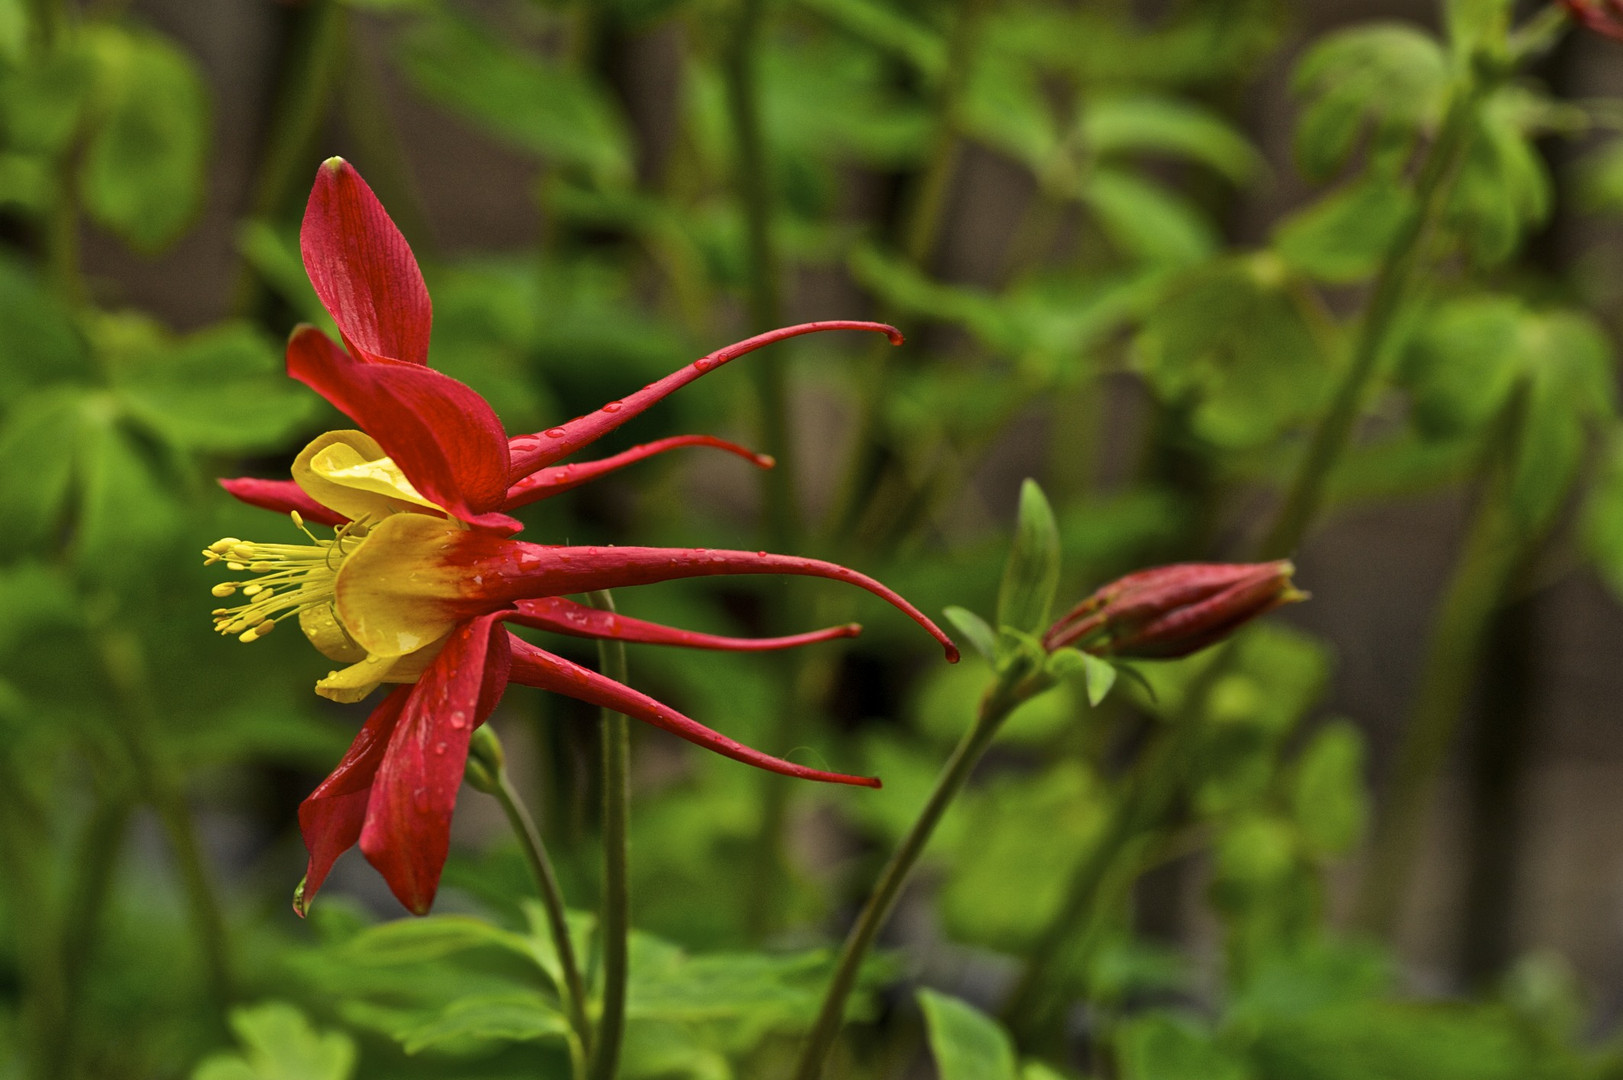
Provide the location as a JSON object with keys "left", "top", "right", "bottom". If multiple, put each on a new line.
{"left": 796, "top": 0, "right": 947, "bottom": 77}
{"left": 0, "top": 389, "right": 83, "bottom": 558}
{"left": 396, "top": 11, "right": 630, "bottom": 184}
{"left": 1083, "top": 95, "right": 1262, "bottom": 184}
{"left": 99, "top": 315, "right": 315, "bottom": 451}
{"left": 1447, "top": 87, "right": 1556, "bottom": 266}
{"left": 1398, "top": 295, "right": 1524, "bottom": 438}
{"left": 1082, "top": 168, "right": 1218, "bottom": 268}
{"left": 0, "top": 254, "right": 91, "bottom": 400}
{"left": 1584, "top": 430, "right": 1623, "bottom": 601}
{"left": 1273, "top": 175, "right": 1414, "bottom": 284}
{"left": 191, "top": 1002, "right": 356, "bottom": 1080}
{"left": 1248, "top": 1001, "right": 1552, "bottom": 1080}
{"left": 944, "top": 606, "right": 998, "bottom": 663}
{"left": 1116, "top": 1012, "right": 1248, "bottom": 1080}
{"left": 1080, "top": 652, "right": 1118, "bottom": 707}
{"left": 996, "top": 480, "right": 1061, "bottom": 636}
{"left": 396, "top": 992, "right": 570, "bottom": 1055}
{"left": 79, "top": 26, "right": 210, "bottom": 251}
{"left": 1291, "top": 24, "right": 1449, "bottom": 179}
{"left": 344, "top": 915, "right": 542, "bottom": 969}
{"left": 919, "top": 989, "right": 1019, "bottom": 1080}
{"left": 71, "top": 397, "right": 176, "bottom": 581}
{"left": 1291, "top": 720, "right": 1368, "bottom": 855}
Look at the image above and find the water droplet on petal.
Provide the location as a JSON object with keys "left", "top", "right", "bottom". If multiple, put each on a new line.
{"left": 433, "top": 741, "right": 447, "bottom": 755}
{"left": 602, "top": 400, "right": 623, "bottom": 413}
{"left": 545, "top": 427, "right": 567, "bottom": 438}
{"left": 694, "top": 357, "right": 714, "bottom": 372}
{"left": 448, "top": 711, "right": 468, "bottom": 730}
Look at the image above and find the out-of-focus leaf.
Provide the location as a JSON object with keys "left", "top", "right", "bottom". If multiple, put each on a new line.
{"left": 0, "top": 255, "right": 91, "bottom": 400}
{"left": 919, "top": 989, "right": 1019, "bottom": 1080}
{"left": 1509, "top": 308, "right": 1614, "bottom": 530}
{"left": 72, "top": 397, "right": 176, "bottom": 581}
{"left": 915, "top": 656, "right": 1077, "bottom": 748}
{"left": 396, "top": 11, "right": 630, "bottom": 184}
{"left": 0, "top": 42, "right": 93, "bottom": 153}
{"left": 1447, "top": 86, "right": 1556, "bottom": 267}
{"left": 1399, "top": 295, "right": 1523, "bottom": 438}
{"left": 97, "top": 314, "right": 315, "bottom": 451}
{"left": 1291, "top": 720, "right": 1368, "bottom": 856}
{"left": 944, "top": 606, "right": 997, "bottom": 664}
{"left": 343, "top": 914, "right": 543, "bottom": 969}
{"left": 79, "top": 26, "right": 209, "bottom": 251}
{"left": 236, "top": 220, "right": 334, "bottom": 329}
{"left": 997, "top": 480, "right": 1061, "bottom": 637}
{"left": 1082, "top": 168, "right": 1217, "bottom": 268}
{"left": 1080, "top": 652, "right": 1118, "bottom": 707}
{"left": 0, "top": 150, "right": 50, "bottom": 212}
{"left": 395, "top": 992, "right": 570, "bottom": 1055}
{"left": 1116, "top": 1012, "right": 1248, "bottom": 1080}
{"left": 1134, "top": 255, "right": 1327, "bottom": 448}
{"left": 1084, "top": 95, "right": 1263, "bottom": 184}
{"left": 1291, "top": 24, "right": 1448, "bottom": 179}
{"left": 626, "top": 945, "right": 824, "bottom": 1024}
{"left": 191, "top": 1002, "right": 356, "bottom": 1080}
{"left": 0, "top": 0, "right": 26, "bottom": 62}
{"left": 796, "top": 0, "right": 947, "bottom": 77}
{"left": 763, "top": 39, "right": 932, "bottom": 168}
{"left": 1273, "top": 175, "right": 1414, "bottom": 283}
{"left": 961, "top": 48, "right": 1054, "bottom": 169}
{"left": 0, "top": 388, "right": 83, "bottom": 557}
{"left": 1583, "top": 430, "right": 1623, "bottom": 601}
{"left": 1579, "top": 138, "right": 1623, "bottom": 215}
{"left": 1247, "top": 1002, "right": 1554, "bottom": 1080}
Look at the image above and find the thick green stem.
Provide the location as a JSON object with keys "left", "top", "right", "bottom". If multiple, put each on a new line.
{"left": 54, "top": 789, "right": 132, "bottom": 1075}
{"left": 491, "top": 769, "right": 593, "bottom": 1064}
{"left": 586, "top": 591, "right": 631, "bottom": 1080}
{"left": 1353, "top": 387, "right": 1541, "bottom": 937}
{"left": 792, "top": 665, "right": 1038, "bottom": 1080}
{"left": 96, "top": 630, "right": 233, "bottom": 1008}
{"left": 1259, "top": 80, "right": 1484, "bottom": 559}
{"left": 0, "top": 775, "right": 67, "bottom": 1080}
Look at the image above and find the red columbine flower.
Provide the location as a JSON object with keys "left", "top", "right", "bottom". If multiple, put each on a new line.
{"left": 1042, "top": 561, "right": 1305, "bottom": 659}
{"left": 208, "top": 158, "right": 958, "bottom": 916}
{"left": 1561, "top": 0, "right": 1623, "bottom": 41}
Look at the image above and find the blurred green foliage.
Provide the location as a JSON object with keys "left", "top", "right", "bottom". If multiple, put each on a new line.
{"left": 5, "top": 0, "right": 1623, "bottom": 1078}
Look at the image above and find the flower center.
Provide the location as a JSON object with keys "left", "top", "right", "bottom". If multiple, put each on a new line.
{"left": 204, "top": 512, "right": 368, "bottom": 643}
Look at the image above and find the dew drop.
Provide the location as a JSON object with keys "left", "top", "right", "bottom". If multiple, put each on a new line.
{"left": 433, "top": 741, "right": 447, "bottom": 755}
{"left": 544, "top": 427, "right": 567, "bottom": 438}
{"left": 602, "top": 400, "right": 623, "bottom": 413}
{"left": 693, "top": 357, "right": 714, "bottom": 372}
{"left": 448, "top": 711, "right": 468, "bottom": 730}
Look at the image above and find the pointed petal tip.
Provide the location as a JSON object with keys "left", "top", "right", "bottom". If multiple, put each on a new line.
{"left": 321, "top": 156, "right": 348, "bottom": 172}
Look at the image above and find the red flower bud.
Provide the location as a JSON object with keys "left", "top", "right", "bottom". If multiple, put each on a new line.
{"left": 1042, "top": 561, "right": 1305, "bottom": 660}
{"left": 1561, "top": 0, "right": 1623, "bottom": 42}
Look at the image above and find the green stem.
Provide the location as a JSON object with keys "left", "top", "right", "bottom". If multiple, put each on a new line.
{"left": 1258, "top": 78, "right": 1485, "bottom": 559}
{"left": 585, "top": 591, "right": 630, "bottom": 1080}
{"left": 792, "top": 664, "right": 1039, "bottom": 1080}
{"left": 96, "top": 629, "right": 233, "bottom": 1008}
{"left": 55, "top": 789, "right": 132, "bottom": 1073}
{"left": 491, "top": 769, "right": 593, "bottom": 1063}
{"left": 1353, "top": 384, "right": 1541, "bottom": 936}
{"left": 0, "top": 773, "right": 67, "bottom": 1080}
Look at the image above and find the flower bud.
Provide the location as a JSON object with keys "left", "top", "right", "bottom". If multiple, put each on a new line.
{"left": 463, "top": 724, "right": 506, "bottom": 794}
{"left": 1043, "top": 561, "right": 1305, "bottom": 660}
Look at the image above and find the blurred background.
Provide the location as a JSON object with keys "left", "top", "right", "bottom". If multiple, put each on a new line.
{"left": 8, "top": 0, "right": 1623, "bottom": 1077}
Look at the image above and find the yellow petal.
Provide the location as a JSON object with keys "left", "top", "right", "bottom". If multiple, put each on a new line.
{"left": 298, "top": 603, "right": 367, "bottom": 663}
{"left": 334, "top": 513, "right": 472, "bottom": 658}
{"left": 292, "top": 430, "right": 446, "bottom": 522}
{"left": 314, "top": 652, "right": 396, "bottom": 703}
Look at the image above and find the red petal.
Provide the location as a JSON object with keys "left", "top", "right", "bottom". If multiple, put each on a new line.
{"left": 507, "top": 321, "right": 903, "bottom": 480}
{"left": 301, "top": 158, "right": 432, "bottom": 367}
{"left": 444, "top": 539, "right": 958, "bottom": 662}
{"left": 506, "top": 636, "right": 879, "bottom": 787}
{"left": 505, "top": 435, "right": 772, "bottom": 510}
{"left": 359, "top": 613, "right": 513, "bottom": 916}
{"left": 219, "top": 477, "right": 347, "bottom": 527}
{"left": 295, "top": 688, "right": 410, "bottom": 916}
{"left": 286, "top": 325, "right": 516, "bottom": 527}
{"left": 511, "top": 596, "right": 861, "bottom": 651}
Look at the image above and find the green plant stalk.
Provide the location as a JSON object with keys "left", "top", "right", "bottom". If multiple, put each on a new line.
{"left": 791, "top": 662, "right": 1041, "bottom": 1080}
{"left": 0, "top": 776, "right": 67, "bottom": 1080}
{"left": 827, "top": 0, "right": 989, "bottom": 542}
{"left": 586, "top": 591, "right": 631, "bottom": 1080}
{"left": 1353, "top": 385, "right": 1544, "bottom": 936}
{"left": 1259, "top": 78, "right": 1485, "bottom": 559}
{"left": 491, "top": 769, "right": 593, "bottom": 1063}
{"left": 998, "top": 724, "right": 1183, "bottom": 1036}
{"left": 54, "top": 789, "right": 133, "bottom": 1077}
{"left": 96, "top": 629, "right": 234, "bottom": 1008}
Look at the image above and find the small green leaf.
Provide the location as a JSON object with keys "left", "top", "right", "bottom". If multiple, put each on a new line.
{"left": 1274, "top": 175, "right": 1415, "bottom": 284}
{"left": 1080, "top": 653, "right": 1119, "bottom": 707}
{"left": 191, "top": 1002, "right": 356, "bottom": 1080}
{"left": 397, "top": 992, "right": 569, "bottom": 1055}
{"left": 344, "top": 915, "right": 541, "bottom": 969}
{"left": 996, "top": 479, "right": 1061, "bottom": 636}
{"left": 1083, "top": 168, "right": 1218, "bottom": 268}
{"left": 919, "top": 989, "right": 1019, "bottom": 1080}
{"left": 79, "top": 26, "right": 210, "bottom": 251}
{"left": 944, "top": 606, "right": 998, "bottom": 663}
{"left": 1083, "top": 94, "right": 1262, "bottom": 185}
{"left": 1116, "top": 1012, "right": 1248, "bottom": 1080}
{"left": 0, "top": 389, "right": 84, "bottom": 559}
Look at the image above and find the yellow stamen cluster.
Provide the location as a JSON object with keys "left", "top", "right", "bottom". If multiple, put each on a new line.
{"left": 203, "top": 512, "right": 366, "bottom": 643}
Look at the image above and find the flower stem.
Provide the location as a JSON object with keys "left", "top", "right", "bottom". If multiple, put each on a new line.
{"left": 1353, "top": 382, "right": 1545, "bottom": 936}
{"left": 491, "top": 767, "right": 593, "bottom": 1062}
{"left": 95, "top": 629, "right": 234, "bottom": 1009}
{"left": 792, "top": 663, "right": 1038, "bottom": 1080}
{"left": 1258, "top": 77, "right": 1485, "bottom": 559}
{"left": 586, "top": 590, "right": 631, "bottom": 1080}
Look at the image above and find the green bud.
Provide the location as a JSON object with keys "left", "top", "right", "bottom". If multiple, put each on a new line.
{"left": 464, "top": 724, "right": 506, "bottom": 794}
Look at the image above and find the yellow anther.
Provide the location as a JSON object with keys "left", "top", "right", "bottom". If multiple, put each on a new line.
{"left": 230, "top": 544, "right": 256, "bottom": 562}
{"left": 211, "top": 583, "right": 237, "bottom": 598}
{"left": 290, "top": 511, "right": 304, "bottom": 529}
{"left": 227, "top": 562, "right": 246, "bottom": 571}
{"left": 242, "top": 584, "right": 263, "bottom": 597}
{"left": 210, "top": 538, "right": 240, "bottom": 553}
{"left": 238, "top": 626, "right": 262, "bottom": 643}
{"left": 249, "top": 561, "right": 274, "bottom": 573}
